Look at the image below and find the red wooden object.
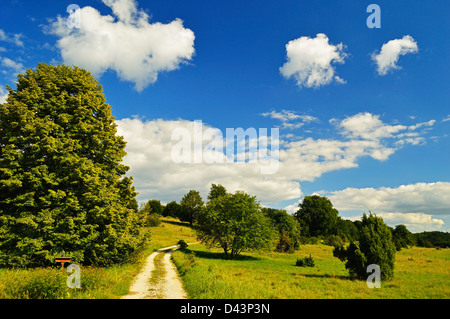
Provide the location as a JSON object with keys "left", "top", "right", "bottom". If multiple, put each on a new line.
{"left": 55, "top": 256, "right": 72, "bottom": 268}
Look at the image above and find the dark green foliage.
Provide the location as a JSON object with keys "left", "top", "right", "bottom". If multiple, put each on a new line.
{"left": 179, "top": 190, "right": 204, "bottom": 225}
{"left": 391, "top": 224, "right": 415, "bottom": 251}
{"left": 142, "top": 199, "right": 164, "bottom": 216}
{"left": 162, "top": 201, "right": 181, "bottom": 217}
{"left": 147, "top": 214, "right": 162, "bottom": 227}
{"left": 294, "top": 195, "right": 339, "bottom": 237}
{"left": 334, "top": 217, "right": 359, "bottom": 242}
{"left": 414, "top": 231, "right": 450, "bottom": 248}
{"left": 296, "top": 254, "right": 315, "bottom": 267}
{"left": 262, "top": 207, "right": 301, "bottom": 253}
{"left": 333, "top": 213, "right": 396, "bottom": 281}
{"left": 196, "top": 191, "right": 277, "bottom": 259}
{"left": 333, "top": 242, "right": 366, "bottom": 279}
{"left": 324, "top": 234, "right": 344, "bottom": 247}
{"left": 276, "top": 230, "right": 294, "bottom": 253}
{"left": 299, "top": 236, "right": 320, "bottom": 245}
{"left": 0, "top": 63, "right": 149, "bottom": 267}
{"left": 177, "top": 239, "right": 188, "bottom": 250}
{"left": 207, "top": 183, "right": 227, "bottom": 201}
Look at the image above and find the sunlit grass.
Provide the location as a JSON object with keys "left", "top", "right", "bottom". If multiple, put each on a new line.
{"left": 172, "top": 244, "right": 450, "bottom": 299}
{"left": 2, "top": 217, "right": 448, "bottom": 299}
{"left": 0, "top": 217, "right": 195, "bottom": 299}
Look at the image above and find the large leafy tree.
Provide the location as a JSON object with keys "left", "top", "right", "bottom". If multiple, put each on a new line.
{"left": 196, "top": 191, "right": 276, "bottom": 259}
{"left": 294, "top": 195, "right": 339, "bottom": 237}
{"left": 262, "top": 207, "right": 301, "bottom": 253}
{"left": 162, "top": 201, "right": 180, "bottom": 218}
{"left": 142, "top": 199, "right": 164, "bottom": 216}
{"left": 179, "top": 190, "right": 204, "bottom": 225}
{"left": 391, "top": 224, "right": 414, "bottom": 251}
{"left": 0, "top": 63, "right": 149, "bottom": 267}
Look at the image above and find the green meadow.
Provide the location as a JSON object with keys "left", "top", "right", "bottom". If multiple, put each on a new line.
{"left": 172, "top": 243, "right": 450, "bottom": 299}
{"left": 0, "top": 217, "right": 196, "bottom": 299}
{"left": 0, "top": 217, "right": 449, "bottom": 299}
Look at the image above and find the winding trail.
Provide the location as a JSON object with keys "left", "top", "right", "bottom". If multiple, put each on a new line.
{"left": 122, "top": 244, "right": 194, "bottom": 299}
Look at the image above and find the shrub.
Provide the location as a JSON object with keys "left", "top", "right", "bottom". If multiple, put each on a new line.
{"left": 296, "top": 254, "right": 315, "bottom": 267}
{"left": 333, "top": 212, "right": 396, "bottom": 281}
{"left": 147, "top": 214, "right": 162, "bottom": 227}
{"left": 196, "top": 191, "right": 276, "bottom": 259}
{"left": 299, "top": 236, "right": 319, "bottom": 245}
{"left": 276, "top": 230, "right": 295, "bottom": 253}
{"left": 324, "top": 235, "right": 344, "bottom": 247}
{"left": 177, "top": 240, "right": 188, "bottom": 250}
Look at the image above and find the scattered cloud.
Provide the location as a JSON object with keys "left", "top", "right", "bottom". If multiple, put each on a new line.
{"left": 443, "top": 115, "right": 450, "bottom": 122}
{"left": 116, "top": 118, "right": 301, "bottom": 204}
{"left": 1, "top": 57, "right": 24, "bottom": 74}
{"left": 372, "top": 35, "right": 418, "bottom": 76}
{"left": 116, "top": 113, "right": 435, "bottom": 205}
{"left": 0, "top": 29, "right": 24, "bottom": 47}
{"left": 327, "top": 182, "right": 450, "bottom": 232}
{"left": 329, "top": 182, "right": 450, "bottom": 215}
{"left": 279, "top": 33, "right": 347, "bottom": 88}
{"left": 46, "top": 0, "right": 195, "bottom": 91}
{"left": 377, "top": 213, "right": 445, "bottom": 232}
{"left": 331, "top": 112, "right": 435, "bottom": 155}
{"left": 261, "top": 110, "right": 318, "bottom": 129}
{"left": 0, "top": 86, "right": 8, "bottom": 104}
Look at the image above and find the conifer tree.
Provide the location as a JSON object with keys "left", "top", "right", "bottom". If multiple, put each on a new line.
{"left": 333, "top": 212, "right": 396, "bottom": 281}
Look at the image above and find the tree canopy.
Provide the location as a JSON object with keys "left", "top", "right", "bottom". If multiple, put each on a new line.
{"left": 0, "top": 63, "right": 148, "bottom": 267}
{"left": 207, "top": 183, "right": 227, "bottom": 201}
{"left": 262, "top": 207, "right": 301, "bottom": 253}
{"left": 179, "top": 189, "right": 204, "bottom": 225}
{"left": 294, "top": 195, "right": 339, "bottom": 237}
{"left": 196, "top": 190, "right": 276, "bottom": 259}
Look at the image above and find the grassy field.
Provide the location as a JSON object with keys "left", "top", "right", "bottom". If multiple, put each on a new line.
{"left": 0, "top": 216, "right": 196, "bottom": 299}
{"left": 1, "top": 217, "right": 449, "bottom": 299}
{"left": 169, "top": 220, "right": 450, "bottom": 299}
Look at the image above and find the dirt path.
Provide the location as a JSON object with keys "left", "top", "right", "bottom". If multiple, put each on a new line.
{"left": 121, "top": 244, "right": 192, "bottom": 299}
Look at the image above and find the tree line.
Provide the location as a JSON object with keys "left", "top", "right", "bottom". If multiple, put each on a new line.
{"left": 143, "top": 187, "right": 450, "bottom": 281}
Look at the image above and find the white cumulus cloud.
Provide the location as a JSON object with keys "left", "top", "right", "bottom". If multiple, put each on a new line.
{"left": 332, "top": 112, "right": 436, "bottom": 155}
{"left": 0, "top": 86, "right": 8, "bottom": 104}
{"left": 115, "top": 113, "right": 435, "bottom": 205}
{"left": 1, "top": 57, "right": 24, "bottom": 74}
{"left": 47, "top": 0, "right": 195, "bottom": 91}
{"left": 329, "top": 182, "right": 450, "bottom": 215}
{"left": 0, "top": 29, "right": 24, "bottom": 47}
{"left": 372, "top": 35, "right": 418, "bottom": 76}
{"left": 327, "top": 182, "right": 450, "bottom": 231}
{"left": 261, "top": 110, "right": 318, "bottom": 129}
{"left": 116, "top": 118, "right": 301, "bottom": 204}
{"left": 280, "top": 33, "right": 347, "bottom": 88}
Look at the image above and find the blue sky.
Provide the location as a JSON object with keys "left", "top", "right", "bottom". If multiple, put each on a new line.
{"left": 1, "top": 0, "right": 449, "bottom": 232}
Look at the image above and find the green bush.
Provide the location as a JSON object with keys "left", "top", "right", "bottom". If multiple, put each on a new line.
{"left": 177, "top": 240, "right": 188, "bottom": 250}
{"left": 296, "top": 254, "right": 315, "bottom": 267}
{"left": 333, "top": 213, "right": 396, "bottom": 281}
{"left": 276, "top": 230, "right": 295, "bottom": 253}
{"left": 299, "top": 236, "right": 320, "bottom": 245}
{"left": 147, "top": 214, "right": 162, "bottom": 227}
{"left": 324, "top": 234, "right": 344, "bottom": 246}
